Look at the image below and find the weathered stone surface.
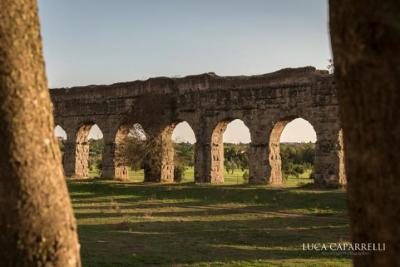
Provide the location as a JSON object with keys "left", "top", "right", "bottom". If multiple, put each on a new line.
{"left": 51, "top": 66, "right": 345, "bottom": 186}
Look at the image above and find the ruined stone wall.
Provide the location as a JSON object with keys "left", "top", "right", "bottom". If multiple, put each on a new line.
{"left": 51, "top": 66, "right": 345, "bottom": 186}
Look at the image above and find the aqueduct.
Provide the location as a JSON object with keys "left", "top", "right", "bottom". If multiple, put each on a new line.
{"left": 51, "top": 66, "right": 346, "bottom": 186}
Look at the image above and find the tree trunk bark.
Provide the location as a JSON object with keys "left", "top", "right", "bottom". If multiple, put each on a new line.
{"left": 0, "top": 1, "right": 81, "bottom": 266}
{"left": 329, "top": 1, "right": 400, "bottom": 266}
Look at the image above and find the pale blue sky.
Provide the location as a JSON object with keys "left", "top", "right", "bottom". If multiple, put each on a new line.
{"left": 44, "top": 0, "right": 328, "bottom": 143}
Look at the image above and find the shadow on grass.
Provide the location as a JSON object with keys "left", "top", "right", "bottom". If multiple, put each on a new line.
{"left": 73, "top": 203, "right": 348, "bottom": 223}
{"left": 68, "top": 179, "right": 347, "bottom": 216}
{"left": 68, "top": 179, "right": 350, "bottom": 267}
{"left": 78, "top": 216, "right": 350, "bottom": 267}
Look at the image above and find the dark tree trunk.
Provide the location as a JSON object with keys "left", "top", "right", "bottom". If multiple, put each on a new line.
{"left": 329, "top": 1, "right": 400, "bottom": 266}
{"left": 0, "top": 0, "right": 81, "bottom": 266}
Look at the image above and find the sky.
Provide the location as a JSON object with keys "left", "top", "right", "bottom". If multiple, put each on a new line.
{"left": 42, "top": 0, "right": 329, "bottom": 143}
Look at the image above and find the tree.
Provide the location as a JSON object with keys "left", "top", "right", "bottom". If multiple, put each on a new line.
{"left": 88, "top": 139, "right": 104, "bottom": 174}
{"left": 330, "top": 1, "right": 400, "bottom": 266}
{"left": 224, "top": 143, "right": 249, "bottom": 173}
{"left": 173, "top": 142, "right": 195, "bottom": 182}
{"left": 0, "top": 1, "right": 81, "bottom": 266}
{"left": 280, "top": 143, "right": 315, "bottom": 179}
{"left": 117, "top": 125, "right": 163, "bottom": 180}
{"left": 225, "top": 160, "right": 237, "bottom": 174}
{"left": 175, "top": 142, "right": 194, "bottom": 167}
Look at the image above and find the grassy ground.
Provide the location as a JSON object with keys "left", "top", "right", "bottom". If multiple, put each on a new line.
{"left": 124, "top": 167, "right": 247, "bottom": 184}
{"left": 124, "top": 167, "right": 313, "bottom": 186}
{"left": 68, "top": 174, "right": 350, "bottom": 267}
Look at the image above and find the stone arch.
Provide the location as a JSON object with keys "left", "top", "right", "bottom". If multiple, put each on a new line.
{"left": 75, "top": 122, "right": 104, "bottom": 178}
{"left": 210, "top": 118, "right": 251, "bottom": 183}
{"left": 171, "top": 121, "right": 197, "bottom": 182}
{"left": 268, "top": 117, "right": 317, "bottom": 184}
{"left": 149, "top": 121, "right": 197, "bottom": 183}
{"left": 113, "top": 123, "right": 148, "bottom": 181}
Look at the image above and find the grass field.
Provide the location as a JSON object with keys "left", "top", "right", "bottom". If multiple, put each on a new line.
{"left": 123, "top": 167, "right": 314, "bottom": 186}
{"left": 68, "top": 171, "right": 350, "bottom": 267}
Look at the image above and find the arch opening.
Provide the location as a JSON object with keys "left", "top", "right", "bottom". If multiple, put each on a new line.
{"left": 114, "top": 123, "right": 147, "bottom": 182}
{"left": 54, "top": 125, "right": 67, "bottom": 168}
{"left": 211, "top": 119, "right": 251, "bottom": 184}
{"left": 54, "top": 125, "right": 67, "bottom": 140}
{"left": 171, "top": 121, "right": 196, "bottom": 183}
{"left": 270, "top": 117, "right": 316, "bottom": 185}
{"left": 75, "top": 123, "right": 104, "bottom": 178}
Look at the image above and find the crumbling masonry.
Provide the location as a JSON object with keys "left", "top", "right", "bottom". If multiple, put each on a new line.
{"left": 50, "top": 67, "right": 346, "bottom": 186}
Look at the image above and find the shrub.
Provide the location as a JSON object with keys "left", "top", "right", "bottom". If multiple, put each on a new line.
{"left": 96, "top": 159, "right": 102, "bottom": 171}
{"left": 174, "top": 164, "right": 186, "bottom": 182}
{"left": 294, "top": 164, "right": 304, "bottom": 175}
{"left": 242, "top": 171, "right": 249, "bottom": 182}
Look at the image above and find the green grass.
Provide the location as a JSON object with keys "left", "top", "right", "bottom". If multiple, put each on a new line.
{"left": 181, "top": 167, "right": 249, "bottom": 184}
{"left": 128, "top": 168, "right": 145, "bottom": 183}
{"left": 88, "top": 169, "right": 100, "bottom": 178}
{"left": 67, "top": 176, "right": 351, "bottom": 267}
{"left": 126, "top": 167, "right": 313, "bottom": 187}
{"left": 127, "top": 167, "right": 248, "bottom": 184}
